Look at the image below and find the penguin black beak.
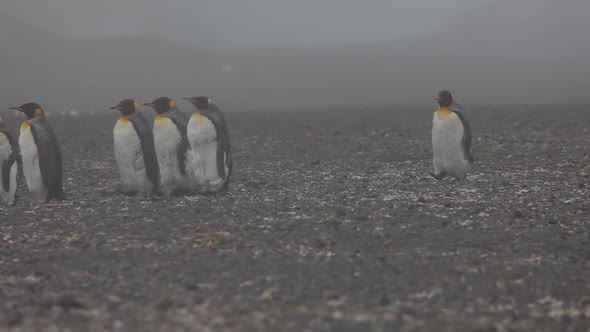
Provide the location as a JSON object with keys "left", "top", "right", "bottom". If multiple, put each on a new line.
{"left": 181, "top": 97, "right": 194, "bottom": 103}
{"left": 109, "top": 106, "right": 122, "bottom": 111}
{"left": 8, "top": 106, "right": 24, "bottom": 112}
{"left": 142, "top": 103, "right": 155, "bottom": 108}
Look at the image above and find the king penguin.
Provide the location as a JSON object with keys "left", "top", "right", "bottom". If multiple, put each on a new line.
{"left": 8, "top": 103, "right": 65, "bottom": 202}
{"left": 143, "top": 97, "right": 193, "bottom": 195}
{"left": 431, "top": 90, "right": 474, "bottom": 180}
{"left": 182, "top": 96, "right": 233, "bottom": 193}
{"left": 0, "top": 116, "right": 19, "bottom": 205}
{"left": 109, "top": 99, "right": 161, "bottom": 196}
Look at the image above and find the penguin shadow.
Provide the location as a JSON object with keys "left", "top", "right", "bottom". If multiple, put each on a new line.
{"left": 109, "top": 186, "right": 230, "bottom": 201}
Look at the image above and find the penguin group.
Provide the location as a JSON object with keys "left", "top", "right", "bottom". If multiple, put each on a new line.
{"left": 108, "top": 96, "right": 232, "bottom": 197}
{"left": 0, "top": 90, "right": 467, "bottom": 206}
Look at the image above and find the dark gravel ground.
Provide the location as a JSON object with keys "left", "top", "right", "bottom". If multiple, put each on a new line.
{"left": 1, "top": 105, "right": 589, "bottom": 332}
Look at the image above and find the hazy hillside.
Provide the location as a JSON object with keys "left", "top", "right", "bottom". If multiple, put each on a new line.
{"left": 1, "top": 4, "right": 589, "bottom": 112}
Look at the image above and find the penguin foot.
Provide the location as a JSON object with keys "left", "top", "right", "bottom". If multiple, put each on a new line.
{"left": 170, "top": 188, "right": 191, "bottom": 197}
{"left": 122, "top": 190, "right": 139, "bottom": 197}
{"left": 429, "top": 172, "right": 446, "bottom": 180}
{"left": 53, "top": 190, "right": 67, "bottom": 201}
{"left": 150, "top": 189, "right": 164, "bottom": 198}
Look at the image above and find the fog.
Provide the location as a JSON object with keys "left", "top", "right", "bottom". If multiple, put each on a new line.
{"left": 2, "top": 0, "right": 590, "bottom": 111}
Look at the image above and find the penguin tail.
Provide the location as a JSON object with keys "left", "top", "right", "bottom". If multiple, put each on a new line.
{"left": 151, "top": 186, "right": 164, "bottom": 197}
{"left": 220, "top": 177, "right": 231, "bottom": 192}
{"left": 53, "top": 189, "right": 67, "bottom": 201}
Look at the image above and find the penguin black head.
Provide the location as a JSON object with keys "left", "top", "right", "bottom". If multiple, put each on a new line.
{"left": 182, "top": 96, "right": 211, "bottom": 110}
{"left": 436, "top": 90, "right": 454, "bottom": 108}
{"left": 143, "top": 97, "right": 176, "bottom": 115}
{"left": 109, "top": 99, "right": 140, "bottom": 116}
{"left": 9, "top": 102, "right": 44, "bottom": 120}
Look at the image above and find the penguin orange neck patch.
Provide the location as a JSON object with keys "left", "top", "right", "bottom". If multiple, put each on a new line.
{"left": 155, "top": 115, "right": 168, "bottom": 122}
{"left": 191, "top": 112, "right": 206, "bottom": 119}
{"left": 34, "top": 108, "right": 43, "bottom": 117}
{"left": 118, "top": 116, "right": 129, "bottom": 123}
{"left": 21, "top": 121, "right": 30, "bottom": 131}
{"left": 436, "top": 107, "right": 453, "bottom": 116}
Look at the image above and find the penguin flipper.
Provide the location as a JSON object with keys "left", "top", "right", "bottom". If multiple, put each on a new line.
{"left": 30, "top": 123, "right": 64, "bottom": 195}
{"left": 168, "top": 110, "right": 190, "bottom": 176}
{"left": 206, "top": 108, "right": 231, "bottom": 182}
{"left": 130, "top": 114, "right": 161, "bottom": 189}
{"left": 176, "top": 137, "right": 190, "bottom": 176}
{"left": 216, "top": 131, "right": 229, "bottom": 180}
{"left": 449, "top": 109, "right": 474, "bottom": 164}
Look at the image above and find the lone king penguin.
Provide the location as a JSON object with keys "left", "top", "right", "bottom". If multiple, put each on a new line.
{"left": 109, "top": 99, "right": 161, "bottom": 196}
{"left": 431, "top": 90, "right": 474, "bottom": 180}
{"left": 182, "top": 96, "right": 232, "bottom": 193}
{"left": 143, "top": 97, "right": 193, "bottom": 195}
{"left": 0, "top": 115, "right": 19, "bottom": 205}
{"left": 8, "top": 103, "right": 65, "bottom": 202}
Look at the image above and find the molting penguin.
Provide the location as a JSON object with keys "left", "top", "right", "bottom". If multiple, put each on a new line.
{"left": 182, "top": 96, "right": 232, "bottom": 193}
{"left": 431, "top": 90, "right": 474, "bottom": 180}
{"left": 109, "top": 99, "right": 161, "bottom": 196}
{"left": 8, "top": 103, "right": 65, "bottom": 202}
{"left": 143, "top": 97, "right": 193, "bottom": 195}
{"left": 0, "top": 116, "right": 19, "bottom": 205}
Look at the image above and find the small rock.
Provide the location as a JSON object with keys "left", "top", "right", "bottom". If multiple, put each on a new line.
{"left": 183, "top": 281, "right": 199, "bottom": 291}
{"left": 315, "top": 239, "right": 327, "bottom": 249}
{"left": 353, "top": 249, "right": 361, "bottom": 258}
{"left": 471, "top": 207, "right": 484, "bottom": 215}
{"left": 56, "top": 294, "right": 86, "bottom": 309}
{"left": 6, "top": 309, "right": 23, "bottom": 327}
{"left": 310, "top": 160, "right": 321, "bottom": 166}
{"left": 245, "top": 181, "right": 265, "bottom": 189}
{"left": 513, "top": 210, "right": 524, "bottom": 219}
{"left": 355, "top": 215, "right": 368, "bottom": 221}
{"left": 417, "top": 197, "right": 426, "bottom": 203}
{"left": 379, "top": 293, "right": 391, "bottom": 306}
{"left": 156, "top": 298, "right": 174, "bottom": 311}
{"left": 334, "top": 207, "right": 347, "bottom": 217}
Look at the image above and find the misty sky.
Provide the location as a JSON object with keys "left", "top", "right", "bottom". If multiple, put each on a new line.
{"left": 3, "top": 0, "right": 590, "bottom": 109}
{"left": 6, "top": 0, "right": 487, "bottom": 47}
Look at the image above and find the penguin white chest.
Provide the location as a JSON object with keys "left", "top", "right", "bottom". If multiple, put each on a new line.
{"left": 113, "top": 117, "right": 152, "bottom": 193}
{"left": 188, "top": 113, "right": 217, "bottom": 144}
{"left": 19, "top": 122, "right": 47, "bottom": 201}
{"left": 187, "top": 113, "right": 221, "bottom": 189}
{"left": 153, "top": 116, "right": 184, "bottom": 189}
{"left": 0, "top": 133, "right": 17, "bottom": 205}
{"left": 432, "top": 110, "right": 468, "bottom": 177}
